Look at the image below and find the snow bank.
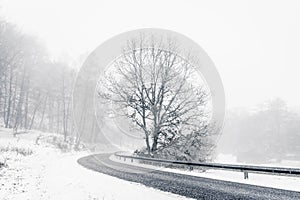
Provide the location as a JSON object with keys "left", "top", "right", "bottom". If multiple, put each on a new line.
{"left": 216, "top": 153, "right": 300, "bottom": 168}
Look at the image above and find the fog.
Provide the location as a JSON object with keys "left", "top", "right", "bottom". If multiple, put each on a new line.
{"left": 1, "top": 0, "right": 300, "bottom": 164}
{"left": 218, "top": 98, "right": 300, "bottom": 163}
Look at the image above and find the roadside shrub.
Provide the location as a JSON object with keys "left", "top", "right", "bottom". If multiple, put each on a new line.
{"left": 37, "top": 135, "right": 71, "bottom": 152}
{"left": 0, "top": 146, "right": 33, "bottom": 156}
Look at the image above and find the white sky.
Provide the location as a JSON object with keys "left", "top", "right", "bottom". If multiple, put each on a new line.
{"left": 1, "top": 0, "right": 300, "bottom": 109}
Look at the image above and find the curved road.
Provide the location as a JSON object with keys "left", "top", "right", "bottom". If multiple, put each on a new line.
{"left": 77, "top": 153, "right": 300, "bottom": 200}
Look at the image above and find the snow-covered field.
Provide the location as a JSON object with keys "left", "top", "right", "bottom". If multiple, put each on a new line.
{"left": 111, "top": 154, "right": 300, "bottom": 192}
{"left": 0, "top": 128, "right": 190, "bottom": 200}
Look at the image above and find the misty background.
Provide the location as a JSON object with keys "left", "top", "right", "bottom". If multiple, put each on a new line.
{"left": 0, "top": 0, "right": 300, "bottom": 164}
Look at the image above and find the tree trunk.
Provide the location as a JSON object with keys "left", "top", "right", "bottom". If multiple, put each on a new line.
{"left": 24, "top": 90, "right": 29, "bottom": 129}
{"left": 38, "top": 95, "right": 48, "bottom": 130}
{"left": 5, "top": 67, "right": 13, "bottom": 128}
{"left": 3, "top": 73, "right": 7, "bottom": 126}
{"left": 14, "top": 65, "right": 26, "bottom": 130}
{"left": 151, "top": 135, "right": 158, "bottom": 154}
{"left": 56, "top": 98, "right": 60, "bottom": 133}
{"left": 145, "top": 135, "right": 151, "bottom": 155}
{"left": 29, "top": 93, "right": 42, "bottom": 130}
{"left": 48, "top": 96, "right": 54, "bottom": 132}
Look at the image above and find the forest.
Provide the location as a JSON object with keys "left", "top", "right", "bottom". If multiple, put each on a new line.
{"left": 0, "top": 20, "right": 79, "bottom": 144}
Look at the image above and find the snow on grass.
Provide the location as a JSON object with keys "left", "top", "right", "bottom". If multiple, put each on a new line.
{"left": 110, "top": 154, "right": 300, "bottom": 192}
{"left": 0, "top": 128, "right": 192, "bottom": 200}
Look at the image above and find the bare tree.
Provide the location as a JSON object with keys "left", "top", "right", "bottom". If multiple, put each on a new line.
{"left": 98, "top": 36, "right": 210, "bottom": 156}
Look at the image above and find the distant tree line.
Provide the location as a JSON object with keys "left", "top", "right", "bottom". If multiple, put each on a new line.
{"left": 221, "top": 98, "right": 300, "bottom": 163}
{"left": 0, "top": 20, "right": 77, "bottom": 142}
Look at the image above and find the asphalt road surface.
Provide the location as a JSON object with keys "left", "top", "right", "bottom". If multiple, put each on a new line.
{"left": 77, "top": 153, "right": 300, "bottom": 200}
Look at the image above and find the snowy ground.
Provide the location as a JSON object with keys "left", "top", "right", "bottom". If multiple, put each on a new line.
{"left": 216, "top": 153, "right": 300, "bottom": 168}
{"left": 0, "top": 128, "right": 191, "bottom": 200}
{"left": 110, "top": 153, "right": 300, "bottom": 192}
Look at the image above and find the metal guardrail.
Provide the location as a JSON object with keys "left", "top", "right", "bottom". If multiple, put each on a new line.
{"left": 114, "top": 152, "right": 300, "bottom": 179}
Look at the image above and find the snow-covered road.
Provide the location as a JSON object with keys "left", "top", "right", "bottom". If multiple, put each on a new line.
{"left": 78, "top": 153, "right": 300, "bottom": 200}
{"left": 110, "top": 153, "right": 300, "bottom": 192}
{"left": 0, "top": 129, "right": 190, "bottom": 200}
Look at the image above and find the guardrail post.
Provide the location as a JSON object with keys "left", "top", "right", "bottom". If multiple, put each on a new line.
{"left": 131, "top": 158, "right": 133, "bottom": 162}
{"left": 244, "top": 171, "right": 249, "bottom": 179}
